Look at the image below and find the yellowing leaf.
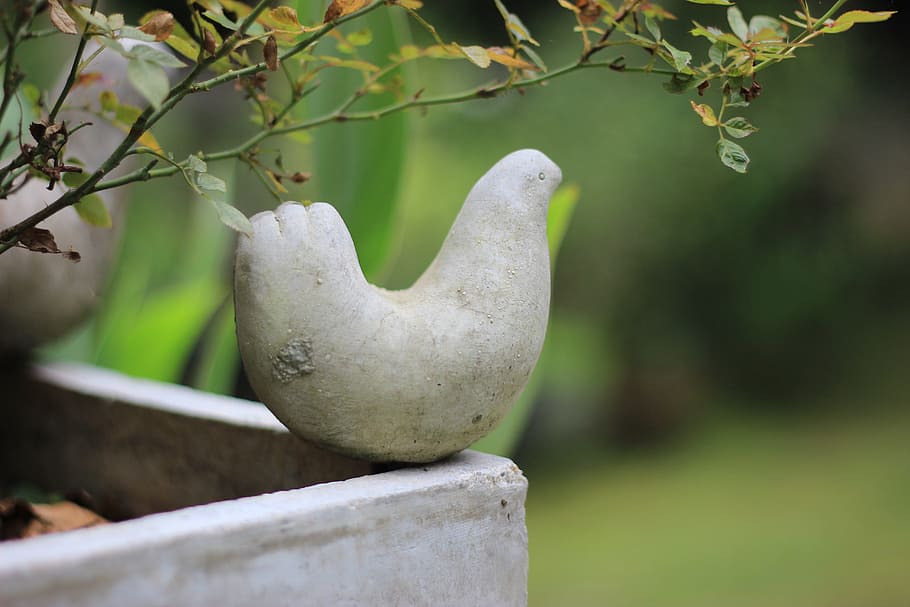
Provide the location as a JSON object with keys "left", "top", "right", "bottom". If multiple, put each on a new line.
{"left": 394, "top": 0, "right": 423, "bottom": 8}
{"left": 99, "top": 90, "right": 118, "bottom": 112}
{"left": 321, "top": 56, "right": 380, "bottom": 72}
{"left": 557, "top": 0, "right": 581, "bottom": 13}
{"left": 459, "top": 45, "right": 491, "bottom": 68}
{"left": 399, "top": 44, "right": 421, "bottom": 60}
{"left": 323, "top": 0, "right": 369, "bottom": 23}
{"left": 260, "top": 6, "right": 303, "bottom": 33}
{"left": 823, "top": 10, "right": 896, "bottom": 34}
{"left": 74, "top": 195, "right": 113, "bottom": 228}
{"left": 690, "top": 100, "right": 718, "bottom": 126}
{"left": 137, "top": 131, "right": 162, "bottom": 153}
{"left": 487, "top": 47, "right": 537, "bottom": 70}
{"left": 157, "top": 17, "right": 201, "bottom": 61}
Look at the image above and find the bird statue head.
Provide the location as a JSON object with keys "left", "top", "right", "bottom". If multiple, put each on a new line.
{"left": 465, "top": 149, "right": 562, "bottom": 220}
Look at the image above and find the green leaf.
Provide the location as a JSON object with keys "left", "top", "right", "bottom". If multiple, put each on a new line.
{"left": 197, "top": 173, "right": 226, "bottom": 192}
{"left": 522, "top": 45, "right": 548, "bottom": 71}
{"left": 645, "top": 15, "right": 662, "bottom": 41}
{"left": 662, "top": 41, "right": 692, "bottom": 71}
{"left": 723, "top": 116, "right": 758, "bottom": 138}
{"left": 716, "top": 138, "right": 749, "bottom": 173}
{"left": 72, "top": 5, "right": 109, "bottom": 30}
{"left": 687, "top": 0, "right": 734, "bottom": 5}
{"left": 187, "top": 298, "right": 240, "bottom": 395}
{"left": 210, "top": 199, "right": 253, "bottom": 236}
{"left": 126, "top": 58, "right": 169, "bottom": 109}
{"left": 546, "top": 183, "right": 580, "bottom": 264}
{"left": 73, "top": 194, "right": 113, "bottom": 228}
{"left": 119, "top": 26, "right": 157, "bottom": 42}
{"left": 114, "top": 102, "right": 142, "bottom": 125}
{"left": 130, "top": 44, "right": 186, "bottom": 68}
{"left": 186, "top": 154, "right": 207, "bottom": 173}
{"left": 748, "top": 15, "right": 786, "bottom": 39}
{"left": 708, "top": 40, "right": 727, "bottom": 65}
{"left": 1, "top": 89, "right": 36, "bottom": 162}
{"left": 202, "top": 9, "right": 240, "bottom": 31}
{"left": 95, "top": 279, "right": 225, "bottom": 382}
{"left": 99, "top": 90, "right": 118, "bottom": 113}
{"left": 62, "top": 170, "right": 88, "bottom": 188}
{"left": 459, "top": 45, "right": 491, "bottom": 68}
{"left": 347, "top": 28, "right": 373, "bottom": 46}
{"left": 662, "top": 73, "right": 698, "bottom": 94}
{"left": 506, "top": 13, "right": 539, "bottom": 46}
{"left": 727, "top": 6, "right": 749, "bottom": 41}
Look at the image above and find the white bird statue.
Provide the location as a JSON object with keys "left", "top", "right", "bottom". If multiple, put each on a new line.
{"left": 234, "top": 149, "right": 562, "bottom": 462}
{"left": 0, "top": 41, "right": 163, "bottom": 354}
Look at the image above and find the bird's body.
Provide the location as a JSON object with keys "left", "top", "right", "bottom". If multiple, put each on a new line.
{"left": 234, "top": 149, "right": 562, "bottom": 462}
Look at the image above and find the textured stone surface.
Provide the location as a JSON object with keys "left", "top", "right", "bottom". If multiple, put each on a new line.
{"left": 0, "top": 363, "right": 528, "bottom": 606}
{"left": 235, "top": 149, "right": 562, "bottom": 462}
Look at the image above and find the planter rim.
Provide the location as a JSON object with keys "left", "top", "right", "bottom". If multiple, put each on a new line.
{"left": 0, "top": 450, "right": 523, "bottom": 571}
{"left": 31, "top": 362, "right": 286, "bottom": 432}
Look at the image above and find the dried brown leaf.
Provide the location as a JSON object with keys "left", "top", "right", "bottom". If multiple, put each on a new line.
{"left": 203, "top": 29, "right": 217, "bottom": 55}
{"left": 48, "top": 0, "right": 80, "bottom": 35}
{"left": 323, "top": 0, "right": 369, "bottom": 23}
{"left": 575, "top": 0, "right": 603, "bottom": 26}
{"left": 264, "top": 35, "right": 279, "bottom": 71}
{"left": 28, "top": 502, "right": 108, "bottom": 537}
{"left": 139, "top": 11, "right": 176, "bottom": 42}
{"left": 18, "top": 227, "right": 60, "bottom": 255}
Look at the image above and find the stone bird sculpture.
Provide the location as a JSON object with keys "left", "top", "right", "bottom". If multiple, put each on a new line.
{"left": 234, "top": 149, "right": 562, "bottom": 462}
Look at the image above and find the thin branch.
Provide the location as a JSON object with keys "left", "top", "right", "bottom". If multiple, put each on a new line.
{"left": 0, "top": 0, "right": 385, "bottom": 254}
{"left": 48, "top": 0, "right": 99, "bottom": 122}
{"left": 90, "top": 60, "right": 677, "bottom": 195}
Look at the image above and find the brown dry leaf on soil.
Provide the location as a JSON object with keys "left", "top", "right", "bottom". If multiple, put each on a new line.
{"left": 1, "top": 498, "right": 109, "bottom": 540}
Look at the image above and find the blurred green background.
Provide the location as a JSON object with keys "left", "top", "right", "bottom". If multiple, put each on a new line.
{"left": 16, "top": 1, "right": 910, "bottom": 605}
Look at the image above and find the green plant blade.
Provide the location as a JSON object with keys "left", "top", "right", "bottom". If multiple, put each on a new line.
{"left": 94, "top": 279, "right": 225, "bottom": 382}
{"left": 293, "top": 2, "right": 411, "bottom": 281}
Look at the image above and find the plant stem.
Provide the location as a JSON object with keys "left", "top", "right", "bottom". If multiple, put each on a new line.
{"left": 91, "top": 59, "right": 676, "bottom": 195}
{"left": 753, "top": 0, "right": 851, "bottom": 73}
{"left": 47, "top": 0, "right": 98, "bottom": 122}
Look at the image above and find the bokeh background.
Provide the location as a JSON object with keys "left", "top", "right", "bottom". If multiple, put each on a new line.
{"left": 16, "top": 1, "right": 910, "bottom": 605}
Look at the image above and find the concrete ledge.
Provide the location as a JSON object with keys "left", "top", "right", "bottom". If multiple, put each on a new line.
{"left": 1, "top": 362, "right": 372, "bottom": 518}
{"left": 0, "top": 363, "right": 529, "bottom": 606}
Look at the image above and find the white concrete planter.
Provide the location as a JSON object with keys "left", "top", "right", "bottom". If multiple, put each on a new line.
{"left": 0, "top": 363, "right": 528, "bottom": 606}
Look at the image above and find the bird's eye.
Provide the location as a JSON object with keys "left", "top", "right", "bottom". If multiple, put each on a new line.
{"left": 538, "top": 172, "right": 546, "bottom": 181}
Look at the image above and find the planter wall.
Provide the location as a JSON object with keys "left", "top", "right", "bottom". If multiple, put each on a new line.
{"left": 0, "top": 363, "right": 528, "bottom": 606}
